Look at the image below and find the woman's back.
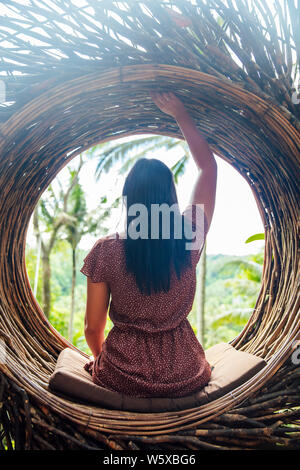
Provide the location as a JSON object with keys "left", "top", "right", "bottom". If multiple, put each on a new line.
{"left": 80, "top": 204, "right": 212, "bottom": 398}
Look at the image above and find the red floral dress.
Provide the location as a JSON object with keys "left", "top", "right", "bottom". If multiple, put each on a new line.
{"left": 80, "top": 204, "right": 211, "bottom": 398}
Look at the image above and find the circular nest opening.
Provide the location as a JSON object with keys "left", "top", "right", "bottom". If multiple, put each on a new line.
{"left": 0, "top": 64, "right": 299, "bottom": 435}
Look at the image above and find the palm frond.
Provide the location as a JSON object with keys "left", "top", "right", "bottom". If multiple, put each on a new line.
{"left": 212, "top": 308, "right": 254, "bottom": 328}
{"left": 217, "top": 259, "right": 263, "bottom": 282}
{"left": 118, "top": 140, "right": 180, "bottom": 174}
{"left": 245, "top": 233, "right": 265, "bottom": 243}
{"left": 171, "top": 154, "right": 188, "bottom": 183}
{"left": 93, "top": 136, "right": 179, "bottom": 180}
{"left": 94, "top": 136, "right": 177, "bottom": 179}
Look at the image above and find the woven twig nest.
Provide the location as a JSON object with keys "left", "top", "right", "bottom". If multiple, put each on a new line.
{"left": 0, "top": 0, "right": 299, "bottom": 450}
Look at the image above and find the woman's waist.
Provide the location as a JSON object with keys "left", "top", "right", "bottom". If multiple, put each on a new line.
{"left": 103, "top": 318, "right": 201, "bottom": 354}
{"left": 101, "top": 319, "right": 205, "bottom": 378}
{"left": 111, "top": 316, "right": 190, "bottom": 334}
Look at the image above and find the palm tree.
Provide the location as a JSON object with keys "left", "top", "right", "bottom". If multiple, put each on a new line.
{"left": 60, "top": 157, "right": 113, "bottom": 342}
{"left": 33, "top": 184, "right": 79, "bottom": 318}
{"left": 32, "top": 151, "right": 115, "bottom": 336}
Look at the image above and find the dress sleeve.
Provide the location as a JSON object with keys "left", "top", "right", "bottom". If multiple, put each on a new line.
{"left": 182, "top": 203, "right": 208, "bottom": 264}
{"left": 80, "top": 239, "right": 108, "bottom": 283}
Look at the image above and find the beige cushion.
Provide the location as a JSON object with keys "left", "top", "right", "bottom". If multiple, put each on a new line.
{"left": 48, "top": 343, "right": 266, "bottom": 412}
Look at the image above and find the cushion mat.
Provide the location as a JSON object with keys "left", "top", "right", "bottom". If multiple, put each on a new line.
{"left": 48, "top": 342, "right": 266, "bottom": 412}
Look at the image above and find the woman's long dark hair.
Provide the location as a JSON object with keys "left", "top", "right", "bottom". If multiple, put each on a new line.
{"left": 122, "top": 158, "right": 192, "bottom": 295}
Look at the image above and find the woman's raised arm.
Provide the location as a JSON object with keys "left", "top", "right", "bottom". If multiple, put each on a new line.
{"left": 150, "top": 91, "right": 217, "bottom": 232}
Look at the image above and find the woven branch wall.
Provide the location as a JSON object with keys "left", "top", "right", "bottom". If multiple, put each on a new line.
{"left": 0, "top": 0, "right": 299, "bottom": 450}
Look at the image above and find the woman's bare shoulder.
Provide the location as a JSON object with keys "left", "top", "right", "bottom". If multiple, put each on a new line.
{"left": 101, "top": 231, "right": 125, "bottom": 242}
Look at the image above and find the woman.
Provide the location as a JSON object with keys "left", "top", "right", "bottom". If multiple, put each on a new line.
{"left": 80, "top": 92, "right": 217, "bottom": 398}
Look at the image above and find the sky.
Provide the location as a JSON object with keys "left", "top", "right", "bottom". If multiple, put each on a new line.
{"left": 26, "top": 136, "right": 265, "bottom": 257}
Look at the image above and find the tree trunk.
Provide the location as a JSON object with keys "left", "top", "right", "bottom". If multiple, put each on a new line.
{"left": 41, "top": 250, "right": 51, "bottom": 319}
{"left": 68, "top": 248, "right": 76, "bottom": 342}
{"left": 33, "top": 233, "right": 41, "bottom": 297}
{"left": 196, "top": 240, "right": 206, "bottom": 347}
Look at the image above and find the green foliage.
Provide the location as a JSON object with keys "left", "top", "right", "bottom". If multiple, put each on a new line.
{"left": 212, "top": 308, "right": 253, "bottom": 329}
{"left": 245, "top": 233, "right": 265, "bottom": 243}
{"left": 26, "top": 236, "right": 116, "bottom": 356}
{"left": 171, "top": 154, "right": 189, "bottom": 183}
{"left": 51, "top": 239, "right": 73, "bottom": 294}
{"left": 199, "top": 251, "right": 263, "bottom": 347}
{"left": 49, "top": 305, "right": 69, "bottom": 339}
{"left": 216, "top": 257, "right": 262, "bottom": 283}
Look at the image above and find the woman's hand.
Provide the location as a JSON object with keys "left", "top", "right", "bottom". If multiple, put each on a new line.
{"left": 150, "top": 91, "right": 187, "bottom": 120}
